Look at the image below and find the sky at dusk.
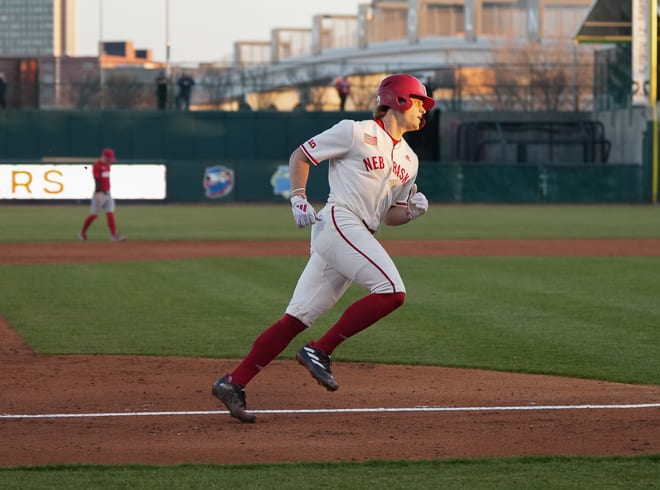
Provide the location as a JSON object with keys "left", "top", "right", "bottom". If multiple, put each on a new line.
{"left": 76, "top": 0, "right": 363, "bottom": 64}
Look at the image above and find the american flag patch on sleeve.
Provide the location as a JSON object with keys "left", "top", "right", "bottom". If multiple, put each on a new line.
{"left": 364, "top": 133, "right": 377, "bottom": 145}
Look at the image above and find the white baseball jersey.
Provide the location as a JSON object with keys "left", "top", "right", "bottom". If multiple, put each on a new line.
{"left": 286, "top": 119, "right": 420, "bottom": 326}
{"left": 300, "top": 119, "right": 418, "bottom": 232}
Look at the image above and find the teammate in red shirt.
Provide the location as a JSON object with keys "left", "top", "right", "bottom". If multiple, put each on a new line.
{"left": 78, "top": 148, "right": 126, "bottom": 241}
{"left": 334, "top": 75, "right": 350, "bottom": 110}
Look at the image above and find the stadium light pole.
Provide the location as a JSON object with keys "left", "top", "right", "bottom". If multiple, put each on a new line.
{"left": 165, "top": 0, "right": 172, "bottom": 108}
{"left": 651, "top": 0, "right": 658, "bottom": 203}
{"left": 166, "top": 0, "right": 171, "bottom": 73}
{"left": 99, "top": 0, "right": 105, "bottom": 109}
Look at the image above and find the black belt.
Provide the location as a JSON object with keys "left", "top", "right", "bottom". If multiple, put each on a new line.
{"left": 362, "top": 220, "right": 376, "bottom": 235}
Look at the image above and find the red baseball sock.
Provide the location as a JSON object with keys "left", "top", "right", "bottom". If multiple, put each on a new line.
{"left": 81, "top": 214, "right": 97, "bottom": 233}
{"left": 313, "top": 292, "right": 405, "bottom": 355}
{"left": 229, "top": 314, "right": 307, "bottom": 386}
{"left": 106, "top": 212, "right": 117, "bottom": 236}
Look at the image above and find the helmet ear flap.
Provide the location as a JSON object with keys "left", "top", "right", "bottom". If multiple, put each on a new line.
{"left": 396, "top": 96, "right": 411, "bottom": 111}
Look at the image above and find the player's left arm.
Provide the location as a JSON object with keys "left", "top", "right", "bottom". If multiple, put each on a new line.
{"left": 384, "top": 183, "right": 428, "bottom": 226}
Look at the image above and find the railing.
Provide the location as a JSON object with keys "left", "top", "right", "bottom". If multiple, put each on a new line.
{"left": 16, "top": 64, "right": 596, "bottom": 113}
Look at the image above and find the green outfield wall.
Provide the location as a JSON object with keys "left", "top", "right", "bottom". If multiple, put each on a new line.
{"left": 159, "top": 159, "right": 642, "bottom": 203}
{"left": 0, "top": 110, "right": 651, "bottom": 203}
{"left": 0, "top": 110, "right": 355, "bottom": 161}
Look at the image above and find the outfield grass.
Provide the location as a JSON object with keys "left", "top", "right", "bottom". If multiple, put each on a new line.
{"left": 1, "top": 203, "right": 660, "bottom": 241}
{"left": 1, "top": 456, "right": 659, "bottom": 489}
{"left": 1, "top": 256, "right": 659, "bottom": 384}
{"left": 1, "top": 204, "right": 659, "bottom": 487}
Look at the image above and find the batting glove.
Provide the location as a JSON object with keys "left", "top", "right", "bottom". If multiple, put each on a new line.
{"left": 407, "top": 192, "right": 428, "bottom": 220}
{"left": 290, "top": 195, "right": 319, "bottom": 228}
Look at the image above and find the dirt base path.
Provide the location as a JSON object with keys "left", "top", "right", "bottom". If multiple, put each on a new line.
{"left": 1, "top": 239, "right": 659, "bottom": 466}
{"left": 3, "top": 238, "right": 660, "bottom": 265}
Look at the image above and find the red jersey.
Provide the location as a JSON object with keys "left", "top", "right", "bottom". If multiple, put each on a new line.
{"left": 92, "top": 160, "right": 112, "bottom": 192}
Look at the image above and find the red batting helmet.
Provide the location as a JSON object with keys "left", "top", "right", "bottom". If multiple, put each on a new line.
{"left": 376, "top": 74, "right": 435, "bottom": 112}
{"left": 102, "top": 148, "right": 115, "bottom": 162}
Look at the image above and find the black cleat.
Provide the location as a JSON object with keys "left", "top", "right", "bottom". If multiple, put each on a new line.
{"left": 211, "top": 376, "right": 256, "bottom": 423}
{"left": 296, "top": 344, "right": 339, "bottom": 392}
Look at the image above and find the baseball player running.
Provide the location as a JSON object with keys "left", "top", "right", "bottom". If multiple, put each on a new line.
{"left": 212, "top": 74, "right": 434, "bottom": 422}
{"left": 78, "top": 147, "right": 126, "bottom": 242}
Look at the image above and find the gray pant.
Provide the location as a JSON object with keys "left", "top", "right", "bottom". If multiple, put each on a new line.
{"left": 90, "top": 191, "right": 115, "bottom": 214}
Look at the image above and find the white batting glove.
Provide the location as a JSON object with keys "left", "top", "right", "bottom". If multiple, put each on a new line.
{"left": 290, "top": 195, "right": 319, "bottom": 228}
{"left": 407, "top": 192, "right": 428, "bottom": 220}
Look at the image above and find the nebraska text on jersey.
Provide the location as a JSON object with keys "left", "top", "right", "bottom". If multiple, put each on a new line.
{"left": 299, "top": 119, "right": 419, "bottom": 232}
{"left": 391, "top": 160, "right": 411, "bottom": 184}
{"left": 362, "top": 156, "right": 410, "bottom": 185}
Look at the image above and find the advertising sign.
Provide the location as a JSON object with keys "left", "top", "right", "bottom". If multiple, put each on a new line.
{"left": 0, "top": 164, "right": 167, "bottom": 199}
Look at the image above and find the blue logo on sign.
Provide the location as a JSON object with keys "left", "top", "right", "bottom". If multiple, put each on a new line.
{"left": 270, "top": 165, "right": 291, "bottom": 199}
{"left": 204, "top": 166, "right": 234, "bottom": 199}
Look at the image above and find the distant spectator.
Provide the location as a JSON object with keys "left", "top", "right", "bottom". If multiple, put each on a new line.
{"left": 424, "top": 76, "right": 435, "bottom": 100}
{"left": 0, "top": 73, "right": 7, "bottom": 109}
{"left": 238, "top": 98, "right": 253, "bottom": 111}
{"left": 176, "top": 72, "right": 195, "bottom": 110}
{"left": 334, "top": 76, "right": 350, "bottom": 111}
{"left": 155, "top": 71, "right": 168, "bottom": 110}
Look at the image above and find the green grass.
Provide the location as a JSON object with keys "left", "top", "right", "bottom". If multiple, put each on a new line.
{"left": 1, "top": 256, "right": 659, "bottom": 384}
{"left": 2, "top": 203, "right": 660, "bottom": 241}
{"left": 1, "top": 204, "right": 659, "bottom": 486}
{"left": 1, "top": 456, "right": 658, "bottom": 489}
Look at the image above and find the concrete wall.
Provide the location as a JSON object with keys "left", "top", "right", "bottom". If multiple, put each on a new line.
{"left": 594, "top": 106, "right": 648, "bottom": 164}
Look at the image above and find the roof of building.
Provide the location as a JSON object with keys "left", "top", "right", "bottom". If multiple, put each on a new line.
{"left": 574, "top": 0, "right": 631, "bottom": 43}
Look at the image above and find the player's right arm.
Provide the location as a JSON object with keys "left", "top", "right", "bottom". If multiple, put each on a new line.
{"left": 288, "top": 147, "right": 319, "bottom": 228}
{"left": 288, "top": 147, "right": 311, "bottom": 198}
{"left": 91, "top": 161, "right": 104, "bottom": 201}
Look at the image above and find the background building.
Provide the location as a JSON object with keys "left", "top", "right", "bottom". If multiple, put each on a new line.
{"left": 0, "top": 0, "right": 77, "bottom": 108}
{"left": 0, "top": 0, "right": 76, "bottom": 57}
{"left": 217, "top": 0, "right": 596, "bottom": 112}
{"left": 0, "top": 0, "right": 609, "bottom": 114}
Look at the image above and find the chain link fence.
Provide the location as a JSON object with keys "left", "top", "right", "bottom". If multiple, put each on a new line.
{"left": 25, "top": 61, "right": 594, "bottom": 113}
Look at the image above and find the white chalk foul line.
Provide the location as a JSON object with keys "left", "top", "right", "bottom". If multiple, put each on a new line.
{"left": 1, "top": 403, "right": 659, "bottom": 420}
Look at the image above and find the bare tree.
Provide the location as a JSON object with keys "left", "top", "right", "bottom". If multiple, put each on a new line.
{"left": 307, "top": 84, "right": 332, "bottom": 110}
{"left": 238, "top": 66, "right": 279, "bottom": 110}
{"left": 251, "top": 89, "right": 278, "bottom": 110}
{"left": 197, "top": 67, "right": 235, "bottom": 109}
{"left": 66, "top": 74, "right": 101, "bottom": 109}
{"left": 531, "top": 68, "right": 566, "bottom": 111}
{"left": 279, "top": 66, "right": 332, "bottom": 111}
{"left": 345, "top": 72, "right": 379, "bottom": 111}
{"left": 301, "top": 66, "right": 333, "bottom": 111}
{"left": 103, "top": 73, "right": 150, "bottom": 109}
{"left": 485, "top": 42, "right": 594, "bottom": 111}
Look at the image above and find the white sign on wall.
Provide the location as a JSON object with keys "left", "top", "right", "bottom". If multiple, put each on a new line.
{"left": 0, "top": 164, "right": 167, "bottom": 200}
